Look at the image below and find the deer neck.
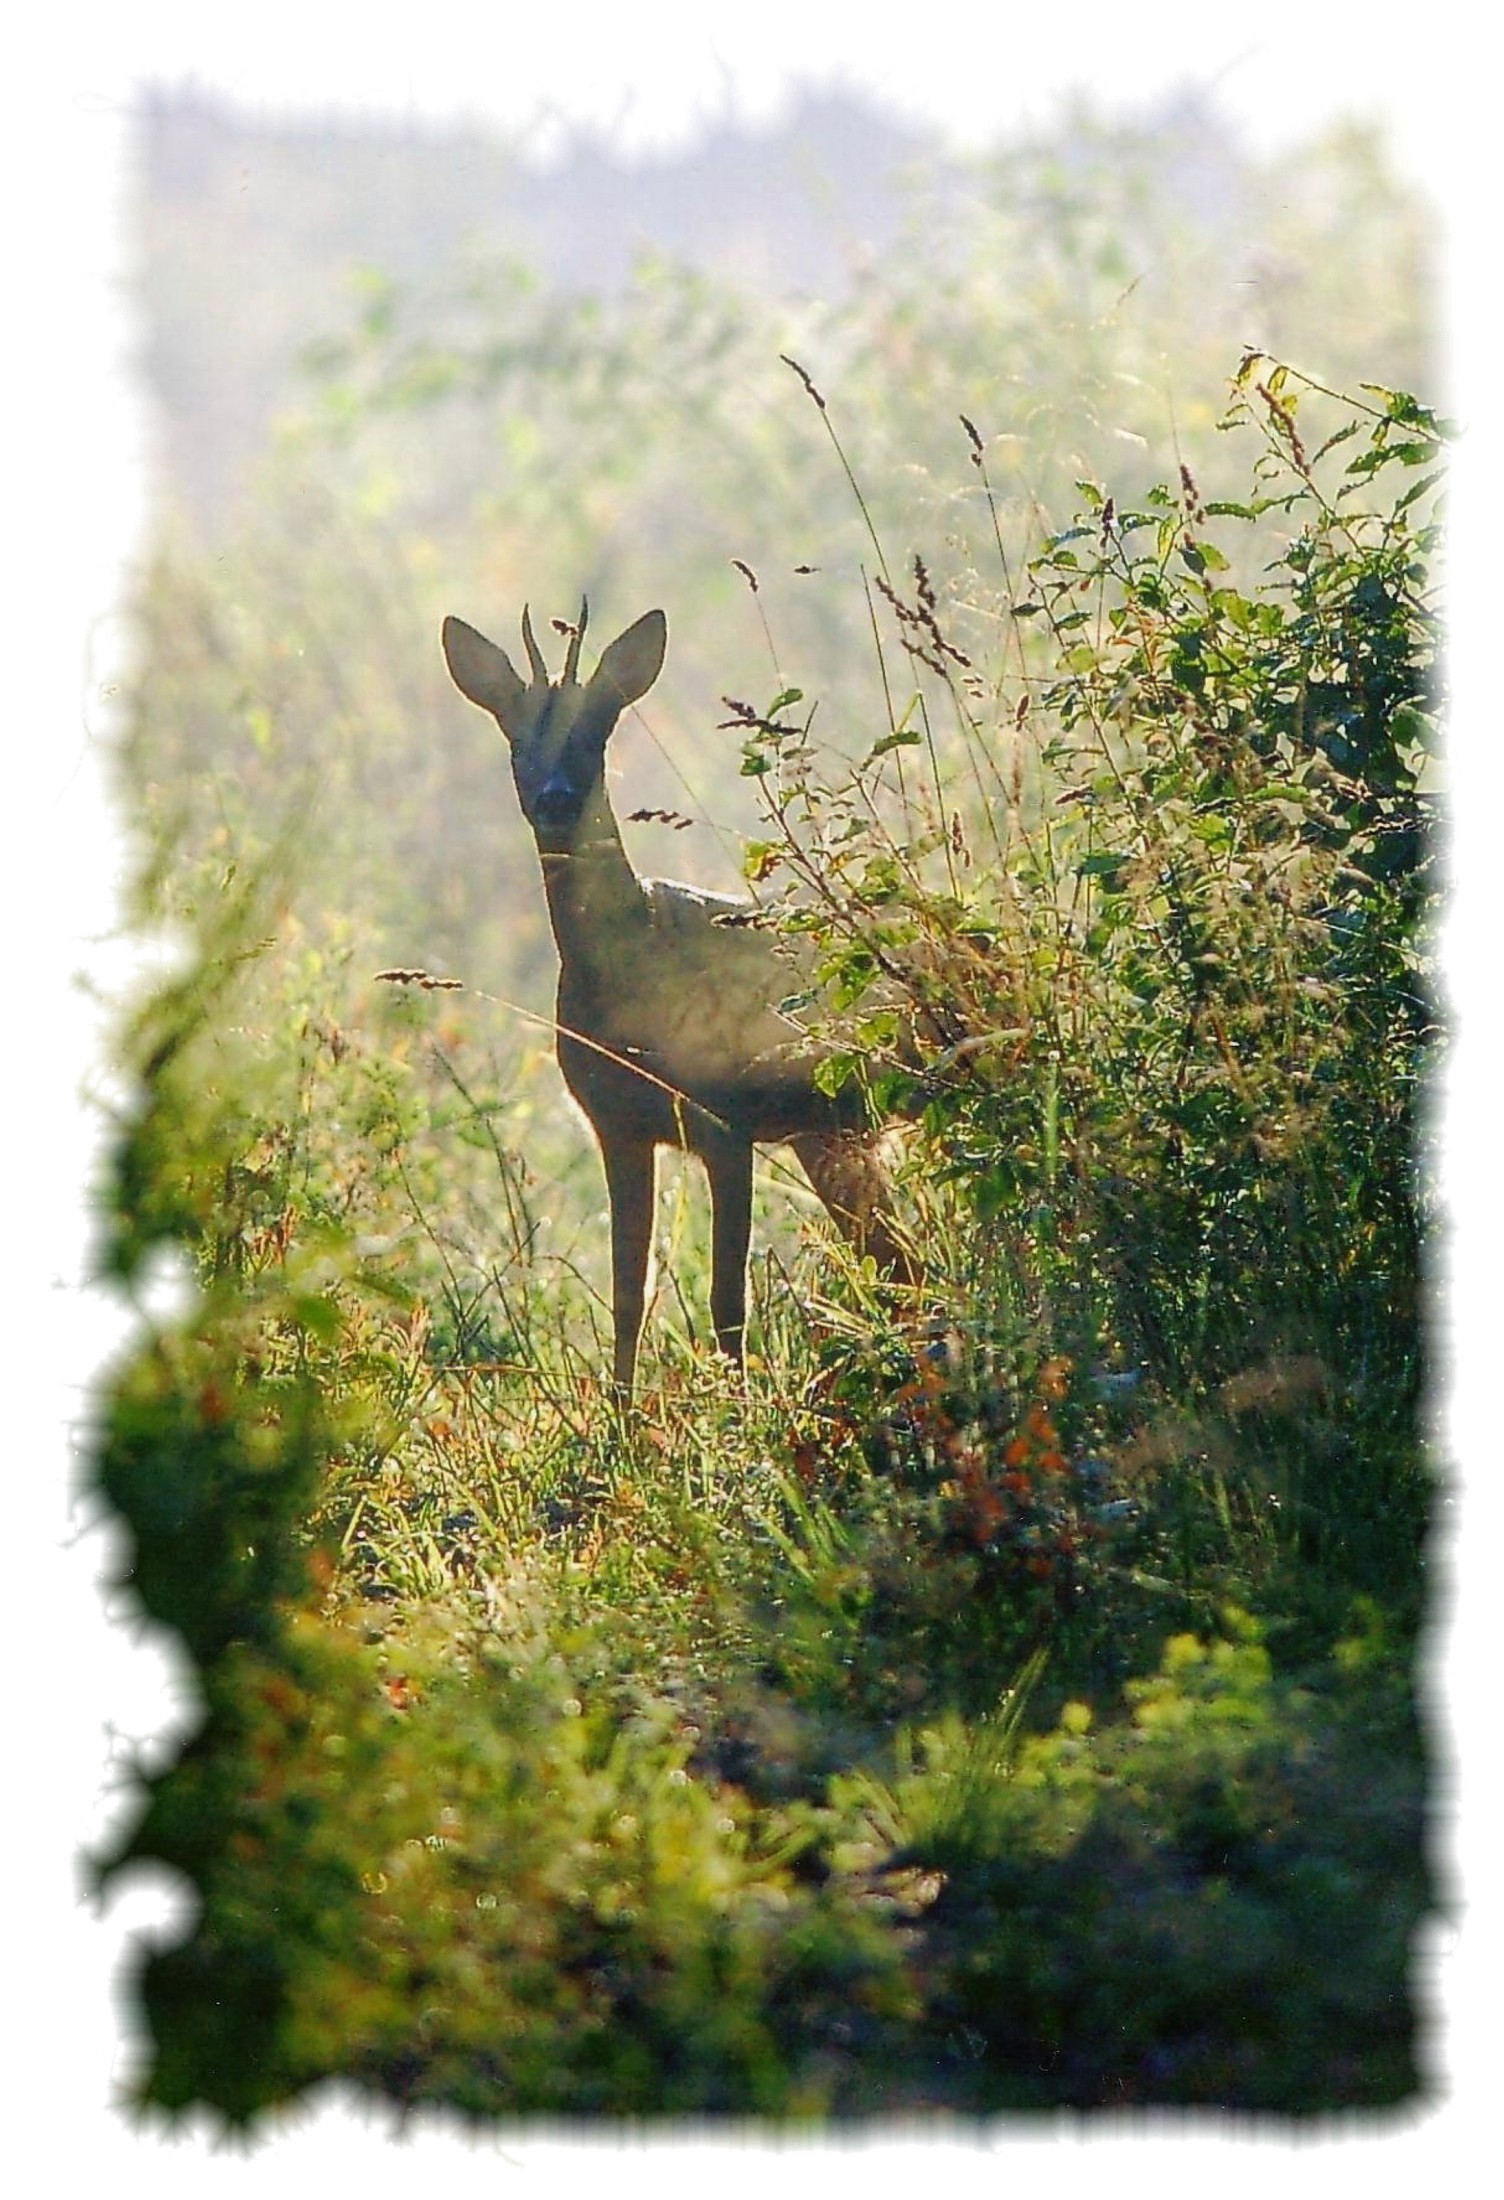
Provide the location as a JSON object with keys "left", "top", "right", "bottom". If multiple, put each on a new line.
{"left": 537, "top": 782, "right": 649, "bottom": 980}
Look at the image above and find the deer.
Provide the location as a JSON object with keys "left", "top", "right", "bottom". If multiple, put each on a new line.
{"left": 441, "top": 597, "right": 913, "bottom": 1395}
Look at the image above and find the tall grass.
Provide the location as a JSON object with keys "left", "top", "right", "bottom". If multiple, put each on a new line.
{"left": 92, "top": 341, "right": 1440, "bottom": 2118}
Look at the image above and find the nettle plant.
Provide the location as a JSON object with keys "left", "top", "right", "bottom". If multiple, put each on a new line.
{"left": 737, "top": 355, "right": 1441, "bottom": 1401}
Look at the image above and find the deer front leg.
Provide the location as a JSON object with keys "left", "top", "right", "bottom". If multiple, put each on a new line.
{"left": 600, "top": 1132, "right": 657, "bottom": 1395}
{"left": 704, "top": 1133, "right": 754, "bottom": 1367}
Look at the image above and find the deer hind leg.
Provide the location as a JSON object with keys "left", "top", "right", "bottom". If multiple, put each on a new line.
{"left": 599, "top": 1133, "right": 657, "bottom": 1395}
{"left": 789, "top": 1127, "right": 917, "bottom": 1286}
{"left": 703, "top": 1133, "right": 755, "bottom": 1367}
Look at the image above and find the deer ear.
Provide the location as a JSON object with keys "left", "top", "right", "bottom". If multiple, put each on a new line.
{"left": 591, "top": 610, "right": 667, "bottom": 711}
{"left": 442, "top": 616, "right": 527, "bottom": 731}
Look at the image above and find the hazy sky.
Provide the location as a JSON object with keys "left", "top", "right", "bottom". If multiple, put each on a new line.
{"left": 22, "top": 0, "right": 1483, "bottom": 718}
{"left": 31, "top": 1, "right": 1466, "bottom": 168}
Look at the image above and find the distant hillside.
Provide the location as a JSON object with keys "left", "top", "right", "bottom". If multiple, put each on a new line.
{"left": 133, "top": 86, "right": 942, "bottom": 528}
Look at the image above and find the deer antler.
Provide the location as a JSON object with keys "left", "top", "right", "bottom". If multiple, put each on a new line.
{"left": 520, "top": 603, "right": 549, "bottom": 684}
{"left": 562, "top": 595, "right": 589, "bottom": 686}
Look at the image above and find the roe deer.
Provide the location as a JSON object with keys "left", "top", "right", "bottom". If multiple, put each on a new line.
{"left": 441, "top": 598, "right": 912, "bottom": 1393}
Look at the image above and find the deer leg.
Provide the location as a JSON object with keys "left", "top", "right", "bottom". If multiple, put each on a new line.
{"left": 600, "top": 1133, "right": 657, "bottom": 1395}
{"left": 789, "top": 1127, "right": 917, "bottom": 1285}
{"left": 704, "top": 1134, "right": 755, "bottom": 1366}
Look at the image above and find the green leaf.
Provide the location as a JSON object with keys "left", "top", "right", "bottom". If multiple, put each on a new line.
{"left": 857, "top": 1010, "right": 901, "bottom": 1050}
{"left": 813, "top": 1053, "right": 857, "bottom": 1097}
{"left": 742, "top": 839, "right": 781, "bottom": 883}
{"left": 1394, "top": 469, "right": 1442, "bottom": 515}
{"left": 287, "top": 1293, "right": 343, "bottom": 1343}
{"left": 1210, "top": 589, "right": 1257, "bottom": 630}
{"left": 1313, "top": 419, "right": 1365, "bottom": 463}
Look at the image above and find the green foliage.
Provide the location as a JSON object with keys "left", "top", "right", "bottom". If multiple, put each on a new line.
{"left": 119, "top": 1609, "right": 917, "bottom": 2119}
{"left": 98, "top": 885, "right": 349, "bottom": 1661}
{"left": 751, "top": 358, "right": 1439, "bottom": 1646}
{"left": 98, "top": 112, "right": 1438, "bottom": 2123}
{"left": 836, "top": 1615, "right": 1427, "bottom": 2109}
{"left": 95, "top": 645, "right": 1437, "bottom": 2118}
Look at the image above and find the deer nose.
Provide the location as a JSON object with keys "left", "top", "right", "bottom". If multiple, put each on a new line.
{"left": 532, "top": 773, "right": 579, "bottom": 830}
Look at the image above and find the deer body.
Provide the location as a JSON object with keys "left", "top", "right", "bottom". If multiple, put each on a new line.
{"left": 442, "top": 600, "right": 908, "bottom": 1392}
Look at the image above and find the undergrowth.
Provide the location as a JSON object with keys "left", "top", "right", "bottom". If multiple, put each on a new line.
{"left": 93, "top": 353, "right": 1441, "bottom": 2121}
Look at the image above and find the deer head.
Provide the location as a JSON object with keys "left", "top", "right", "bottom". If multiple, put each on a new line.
{"left": 442, "top": 600, "right": 667, "bottom": 852}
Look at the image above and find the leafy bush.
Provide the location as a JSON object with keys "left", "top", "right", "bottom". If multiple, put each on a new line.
{"left": 834, "top": 1610, "right": 1427, "bottom": 2109}
{"left": 744, "top": 356, "right": 1440, "bottom": 1644}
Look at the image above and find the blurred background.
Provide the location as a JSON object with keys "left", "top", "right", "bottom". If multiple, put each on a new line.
{"left": 122, "top": 64, "right": 1435, "bottom": 998}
